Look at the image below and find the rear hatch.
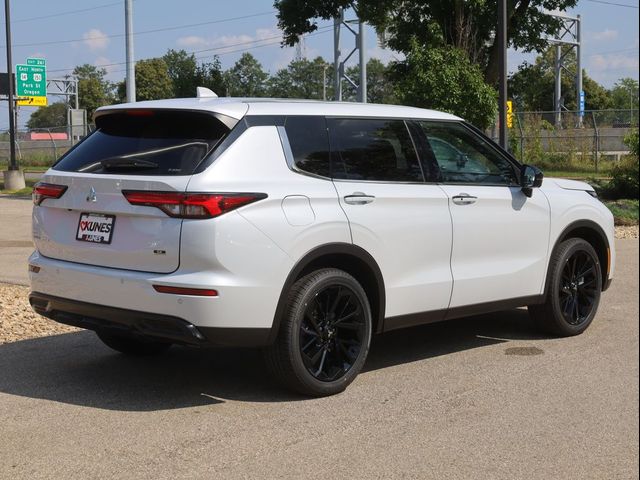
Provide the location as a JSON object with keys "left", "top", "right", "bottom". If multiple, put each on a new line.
{"left": 33, "top": 109, "right": 234, "bottom": 273}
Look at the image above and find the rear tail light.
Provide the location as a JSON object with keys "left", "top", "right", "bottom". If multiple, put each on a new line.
{"left": 122, "top": 191, "right": 266, "bottom": 219}
{"left": 33, "top": 182, "right": 68, "bottom": 205}
{"left": 153, "top": 285, "right": 218, "bottom": 296}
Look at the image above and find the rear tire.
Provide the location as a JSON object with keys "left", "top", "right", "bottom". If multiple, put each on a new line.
{"left": 529, "top": 238, "right": 602, "bottom": 336}
{"left": 265, "top": 268, "right": 372, "bottom": 397}
{"left": 96, "top": 331, "right": 172, "bottom": 356}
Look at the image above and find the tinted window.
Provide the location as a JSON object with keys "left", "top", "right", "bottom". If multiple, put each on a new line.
{"left": 329, "top": 118, "right": 423, "bottom": 182}
{"left": 284, "top": 116, "right": 330, "bottom": 177}
{"left": 419, "top": 122, "right": 517, "bottom": 185}
{"left": 53, "top": 110, "right": 231, "bottom": 176}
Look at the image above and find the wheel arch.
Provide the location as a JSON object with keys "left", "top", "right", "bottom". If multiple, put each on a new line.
{"left": 268, "top": 243, "right": 386, "bottom": 344}
{"left": 549, "top": 219, "right": 611, "bottom": 293}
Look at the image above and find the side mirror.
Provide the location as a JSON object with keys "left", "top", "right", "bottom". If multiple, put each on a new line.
{"left": 521, "top": 164, "right": 543, "bottom": 197}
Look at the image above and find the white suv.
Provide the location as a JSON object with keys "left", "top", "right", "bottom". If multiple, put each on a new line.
{"left": 29, "top": 95, "right": 615, "bottom": 396}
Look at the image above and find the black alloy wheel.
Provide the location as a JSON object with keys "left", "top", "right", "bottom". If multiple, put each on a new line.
{"left": 265, "top": 268, "right": 373, "bottom": 396}
{"left": 299, "top": 284, "right": 367, "bottom": 382}
{"left": 529, "top": 237, "right": 602, "bottom": 336}
{"left": 559, "top": 250, "right": 599, "bottom": 326}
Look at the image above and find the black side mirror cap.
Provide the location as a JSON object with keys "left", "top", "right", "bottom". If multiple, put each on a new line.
{"left": 521, "top": 164, "right": 543, "bottom": 197}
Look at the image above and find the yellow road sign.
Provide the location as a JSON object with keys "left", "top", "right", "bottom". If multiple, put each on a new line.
{"left": 506, "top": 100, "right": 514, "bottom": 129}
{"left": 17, "top": 96, "right": 48, "bottom": 107}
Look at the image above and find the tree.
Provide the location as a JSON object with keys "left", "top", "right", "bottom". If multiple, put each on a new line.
{"left": 610, "top": 78, "right": 639, "bottom": 112}
{"left": 268, "top": 56, "right": 329, "bottom": 99}
{"left": 117, "top": 58, "right": 173, "bottom": 101}
{"left": 163, "top": 49, "right": 198, "bottom": 98}
{"left": 194, "top": 57, "right": 226, "bottom": 96}
{"left": 26, "top": 102, "right": 67, "bottom": 129}
{"left": 508, "top": 47, "right": 612, "bottom": 112}
{"left": 343, "top": 58, "right": 396, "bottom": 104}
{"left": 275, "top": 0, "right": 578, "bottom": 85}
{"left": 223, "top": 53, "right": 269, "bottom": 96}
{"left": 389, "top": 43, "right": 497, "bottom": 128}
{"left": 73, "top": 64, "right": 114, "bottom": 118}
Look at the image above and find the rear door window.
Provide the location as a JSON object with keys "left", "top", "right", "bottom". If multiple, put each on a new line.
{"left": 328, "top": 118, "right": 424, "bottom": 182}
{"left": 53, "top": 110, "right": 232, "bottom": 175}
{"left": 284, "top": 116, "right": 330, "bottom": 177}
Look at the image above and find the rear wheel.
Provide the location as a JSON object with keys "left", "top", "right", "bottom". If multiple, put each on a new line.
{"left": 529, "top": 238, "right": 602, "bottom": 336}
{"left": 265, "top": 268, "right": 372, "bottom": 397}
{"left": 96, "top": 331, "right": 172, "bottom": 356}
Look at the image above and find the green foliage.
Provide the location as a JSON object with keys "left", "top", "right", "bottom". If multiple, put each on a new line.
{"left": 610, "top": 78, "right": 639, "bottom": 111}
{"left": 509, "top": 47, "right": 612, "bottom": 111}
{"left": 223, "top": 53, "right": 269, "bottom": 97}
{"left": 117, "top": 58, "right": 174, "bottom": 101}
{"left": 604, "top": 199, "right": 639, "bottom": 226}
{"left": 605, "top": 131, "right": 639, "bottom": 199}
{"left": 268, "top": 56, "right": 329, "bottom": 99}
{"left": 275, "top": 0, "right": 579, "bottom": 85}
{"left": 162, "top": 49, "right": 226, "bottom": 98}
{"left": 26, "top": 102, "right": 67, "bottom": 129}
{"left": 73, "top": 64, "right": 115, "bottom": 119}
{"left": 390, "top": 43, "right": 497, "bottom": 128}
{"left": 343, "top": 58, "right": 396, "bottom": 104}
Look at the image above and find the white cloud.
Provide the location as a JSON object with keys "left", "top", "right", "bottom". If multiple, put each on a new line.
{"left": 176, "top": 28, "right": 281, "bottom": 54}
{"left": 592, "top": 29, "right": 619, "bottom": 42}
{"left": 590, "top": 53, "right": 639, "bottom": 72}
{"left": 83, "top": 29, "right": 109, "bottom": 52}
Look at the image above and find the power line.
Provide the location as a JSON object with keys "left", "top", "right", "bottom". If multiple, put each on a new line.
{"left": 45, "top": 25, "right": 334, "bottom": 75}
{"left": 2, "top": 11, "right": 277, "bottom": 48}
{"left": 12, "top": 1, "right": 136, "bottom": 24}
{"left": 585, "top": 0, "right": 639, "bottom": 8}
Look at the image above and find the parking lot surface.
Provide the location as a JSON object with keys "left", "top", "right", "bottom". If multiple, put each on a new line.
{"left": 0, "top": 199, "right": 638, "bottom": 479}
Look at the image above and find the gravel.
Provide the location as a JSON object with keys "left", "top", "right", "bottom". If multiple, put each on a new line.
{"left": 615, "top": 225, "right": 639, "bottom": 239}
{"left": 0, "top": 283, "right": 78, "bottom": 345}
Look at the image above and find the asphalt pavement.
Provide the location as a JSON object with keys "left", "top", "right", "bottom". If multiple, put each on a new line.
{"left": 0, "top": 197, "right": 638, "bottom": 479}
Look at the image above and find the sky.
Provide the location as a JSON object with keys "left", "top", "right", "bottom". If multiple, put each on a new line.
{"left": 1, "top": 0, "right": 639, "bottom": 128}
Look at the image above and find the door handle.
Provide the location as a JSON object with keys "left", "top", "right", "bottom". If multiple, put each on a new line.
{"left": 452, "top": 193, "right": 478, "bottom": 205}
{"left": 344, "top": 192, "right": 375, "bottom": 205}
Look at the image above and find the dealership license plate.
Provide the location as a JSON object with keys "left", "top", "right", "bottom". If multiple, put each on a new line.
{"left": 76, "top": 213, "right": 116, "bottom": 244}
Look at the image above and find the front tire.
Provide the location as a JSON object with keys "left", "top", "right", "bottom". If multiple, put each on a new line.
{"left": 96, "top": 331, "right": 172, "bottom": 356}
{"left": 529, "top": 238, "right": 602, "bottom": 336}
{"left": 265, "top": 268, "right": 373, "bottom": 397}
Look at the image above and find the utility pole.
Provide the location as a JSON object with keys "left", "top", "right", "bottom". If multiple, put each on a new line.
{"left": 332, "top": 6, "right": 367, "bottom": 102}
{"left": 125, "top": 0, "right": 136, "bottom": 102}
{"left": 3, "top": 0, "right": 25, "bottom": 189}
{"left": 497, "top": 0, "right": 508, "bottom": 149}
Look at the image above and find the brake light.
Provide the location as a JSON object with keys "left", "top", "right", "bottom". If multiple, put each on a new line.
{"left": 153, "top": 285, "right": 218, "bottom": 296}
{"left": 122, "top": 191, "right": 266, "bottom": 219}
{"left": 33, "top": 182, "right": 68, "bottom": 205}
{"left": 125, "top": 109, "right": 154, "bottom": 116}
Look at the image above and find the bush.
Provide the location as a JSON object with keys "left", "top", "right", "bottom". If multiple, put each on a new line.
{"left": 602, "top": 130, "right": 639, "bottom": 199}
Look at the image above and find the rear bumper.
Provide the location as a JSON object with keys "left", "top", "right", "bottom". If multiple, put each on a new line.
{"left": 29, "top": 292, "right": 272, "bottom": 347}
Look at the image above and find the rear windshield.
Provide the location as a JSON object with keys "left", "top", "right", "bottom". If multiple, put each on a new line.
{"left": 53, "top": 110, "right": 232, "bottom": 175}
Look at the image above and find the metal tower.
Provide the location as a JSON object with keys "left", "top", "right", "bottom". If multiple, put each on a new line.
{"left": 549, "top": 13, "right": 583, "bottom": 127}
{"left": 333, "top": 7, "right": 367, "bottom": 102}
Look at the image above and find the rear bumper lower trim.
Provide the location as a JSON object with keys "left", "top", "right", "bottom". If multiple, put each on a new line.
{"left": 29, "top": 292, "right": 272, "bottom": 347}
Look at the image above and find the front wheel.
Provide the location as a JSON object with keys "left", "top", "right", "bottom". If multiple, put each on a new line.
{"left": 529, "top": 238, "right": 602, "bottom": 336}
{"left": 265, "top": 268, "right": 373, "bottom": 397}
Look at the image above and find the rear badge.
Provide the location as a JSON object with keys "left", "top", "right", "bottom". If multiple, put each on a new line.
{"left": 86, "top": 186, "right": 97, "bottom": 203}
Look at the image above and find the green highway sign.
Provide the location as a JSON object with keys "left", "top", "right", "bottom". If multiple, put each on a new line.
{"left": 16, "top": 58, "right": 47, "bottom": 98}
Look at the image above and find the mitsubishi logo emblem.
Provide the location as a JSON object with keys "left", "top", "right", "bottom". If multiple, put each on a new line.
{"left": 86, "top": 186, "right": 97, "bottom": 202}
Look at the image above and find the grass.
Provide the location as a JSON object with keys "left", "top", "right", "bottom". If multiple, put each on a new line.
{"left": 0, "top": 178, "right": 38, "bottom": 196}
{"left": 604, "top": 199, "right": 639, "bottom": 226}
{"left": 545, "top": 170, "right": 612, "bottom": 180}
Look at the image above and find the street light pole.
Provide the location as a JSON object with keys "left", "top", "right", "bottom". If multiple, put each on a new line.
{"left": 4, "top": 0, "right": 17, "bottom": 170}
{"left": 125, "top": 0, "right": 136, "bottom": 102}
{"left": 498, "top": 0, "right": 508, "bottom": 149}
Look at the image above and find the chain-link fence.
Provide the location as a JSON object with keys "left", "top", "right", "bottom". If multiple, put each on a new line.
{"left": 0, "top": 124, "right": 94, "bottom": 169}
{"left": 493, "top": 109, "right": 638, "bottom": 175}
